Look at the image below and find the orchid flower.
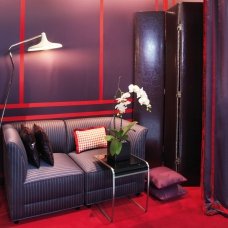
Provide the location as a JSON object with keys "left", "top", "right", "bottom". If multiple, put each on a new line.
{"left": 115, "top": 84, "right": 151, "bottom": 114}
{"left": 106, "top": 80, "right": 151, "bottom": 156}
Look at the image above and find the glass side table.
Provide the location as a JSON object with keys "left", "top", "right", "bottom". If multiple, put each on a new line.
{"left": 94, "top": 153, "right": 150, "bottom": 222}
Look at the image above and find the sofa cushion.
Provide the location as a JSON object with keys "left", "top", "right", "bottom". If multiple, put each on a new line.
{"left": 33, "top": 124, "right": 54, "bottom": 166}
{"left": 19, "top": 124, "right": 40, "bottom": 168}
{"left": 68, "top": 149, "right": 144, "bottom": 191}
{"left": 24, "top": 153, "right": 84, "bottom": 204}
{"left": 65, "top": 117, "right": 112, "bottom": 153}
{"left": 11, "top": 120, "right": 67, "bottom": 153}
{"left": 69, "top": 149, "right": 145, "bottom": 204}
{"left": 73, "top": 126, "right": 107, "bottom": 153}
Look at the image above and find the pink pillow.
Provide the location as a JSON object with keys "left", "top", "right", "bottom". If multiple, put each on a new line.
{"left": 149, "top": 184, "right": 187, "bottom": 201}
{"left": 149, "top": 166, "right": 187, "bottom": 189}
{"left": 74, "top": 126, "right": 107, "bottom": 153}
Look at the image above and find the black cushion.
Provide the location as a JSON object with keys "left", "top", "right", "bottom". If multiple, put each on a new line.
{"left": 33, "top": 124, "right": 54, "bottom": 166}
{"left": 20, "top": 124, "right": 40, "bottom": 168}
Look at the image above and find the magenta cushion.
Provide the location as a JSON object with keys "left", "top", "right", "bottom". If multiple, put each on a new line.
{"left": 149, "top": 166, "right": 187, "bottom": 189}
{"left": 150, "top": 184, "right": 187, "bottom": 201}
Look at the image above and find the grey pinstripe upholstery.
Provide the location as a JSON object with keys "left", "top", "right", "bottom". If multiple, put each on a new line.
{"left": 65, "top": 117, "right": 148, "bottom": 158}
{"left": 69, "top": 149, "right": 145, "bottom": 205}
{"left": 22, "top": 153, "right": 84, "bottom": 218}
{"left": 3, "top": 125, "right": 29, "bottom": 220}
{"left": 2, "top": 121, "right": 84, "bottom": 222}
{"left": 2, "top": 117, "right": 148, "bottom": 221}
{"left": 25, "top": 153, "right": 84, "bottom": 204}
{"left": 65, "top": 117, "right": 148, "bottom": 205}
{"left": 11, "top": 120, "right": 67, "bottom": 153}
{"left": 22, "top": 154, "right": 84, "bottom": 219}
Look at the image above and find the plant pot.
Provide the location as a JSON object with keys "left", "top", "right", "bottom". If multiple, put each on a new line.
{"left": 107, "top": 140, "right": 131, "bottom": 163}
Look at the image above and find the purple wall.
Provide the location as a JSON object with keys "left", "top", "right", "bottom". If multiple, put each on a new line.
{"left": 0, "top": 0, "right": 203, "bottom": 183}
{"left": 0, "top": 0, "right": 181, "bottom": 122}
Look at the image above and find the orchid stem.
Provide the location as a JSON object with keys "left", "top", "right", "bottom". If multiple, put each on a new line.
{"left": 114, "top": 76, "right": 122, "bottom": 98}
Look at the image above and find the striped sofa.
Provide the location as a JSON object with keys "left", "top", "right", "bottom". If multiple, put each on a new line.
{"left": 2, "top": 117, "right": 148, "bottom": 222}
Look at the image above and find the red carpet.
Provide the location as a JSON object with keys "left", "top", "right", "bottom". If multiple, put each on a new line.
{"left": 0, "top": 187, "right": 228, "bottom": 228}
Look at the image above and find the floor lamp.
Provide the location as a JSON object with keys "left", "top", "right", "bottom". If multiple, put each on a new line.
{"left": 0, "top": 32, "right": 62, "bottom": 128}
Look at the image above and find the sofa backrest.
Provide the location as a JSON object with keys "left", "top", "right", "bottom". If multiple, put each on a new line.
{"left": 64, "top": 117, "right": 113, "bottom": 153}
{"left": 10, "top": 120, "right": 67, "bottom": 153}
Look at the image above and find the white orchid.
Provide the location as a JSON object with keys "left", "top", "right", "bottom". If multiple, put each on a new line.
{"left": 106, "top": 81, "right": 151, "bottom": 156}
{"left": 115, "top": 84, "right": 151, "bottom": 115}
{"left": 128, "top": 84, "right": 140, "bottom": 93}
{"left": 116, "top": 92, "right": 131, "bottom": 103}
{"left": 138, "top": 97, "right": 149, "bottom": 105}
{"left": 115, "top": 101, "right": 131, "bottom": 114}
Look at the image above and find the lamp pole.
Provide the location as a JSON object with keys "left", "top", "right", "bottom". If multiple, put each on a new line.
{"left": 0, "top": 33, "right": 62, "bottom": 128}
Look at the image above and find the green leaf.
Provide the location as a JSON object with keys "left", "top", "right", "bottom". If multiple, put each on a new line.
{"left": 109, "top": 128, "right": 119, "bottom": 137}
{"left": 105, "top": 135, "right": 114, "bottom": 141}
{"left": 122, "top": 121, "right": 137, "bottom": 136}
{"left": 110, "top": 139, "right": 122, "bottom": 155}
{"left": 121, "top": 135, "right": 128, "bottom": 141}
{"left": 116, "top": 129, "right": 124, "bottom": 138}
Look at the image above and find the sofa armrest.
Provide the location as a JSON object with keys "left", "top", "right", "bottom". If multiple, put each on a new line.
{"left": 3, "top": 124, "right": 28, "bottom": 183}
{"left": 113, "top": 118, "right": 148, "bottom": 159}
{"left": 2, "top": 124, "right": 28, "bottom": 220}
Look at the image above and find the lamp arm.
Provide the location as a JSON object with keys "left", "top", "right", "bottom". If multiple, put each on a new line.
{"left": 0, "top": 34, "right": 42, "bottom": 128}
{"left": 0, "top": 52, "right": 15, "bottom": 128}
{"left": 0, "top": 33, "right": 61, "bottom": 128}
{"left": 8, "top": 34, "right": 42, "bottom": 52}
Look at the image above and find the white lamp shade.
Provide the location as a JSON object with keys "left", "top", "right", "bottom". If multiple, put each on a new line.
{"left": 28, "top": 32, "right": 62, "bottom": 52}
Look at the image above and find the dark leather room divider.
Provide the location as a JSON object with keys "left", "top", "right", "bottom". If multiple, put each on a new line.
{"left": 134, "top": 12, "right": 165, "bottom": 167}
{"left": 134, "top": 3, "right": 203, "bottom": 185}
{"left": 164, "top": 3, "right": 203, "bottom": 185}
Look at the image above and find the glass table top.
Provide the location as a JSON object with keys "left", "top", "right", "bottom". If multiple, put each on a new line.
{"left": 94, "top": 154, "right": 148, "bottom": 176}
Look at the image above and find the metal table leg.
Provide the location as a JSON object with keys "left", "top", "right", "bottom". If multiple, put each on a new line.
{"left": 95, "top": 154, "right": 149, "bottom": 222}
{"left": 96, "top": 167, "right": 115, "bottom": 222}
{"left": 127, "top": 160, "right": 150, "bottom": 212}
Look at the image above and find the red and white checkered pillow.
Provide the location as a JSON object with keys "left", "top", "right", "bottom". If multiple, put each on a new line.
{"left": 73, "top": 126, "right": 107, "bottom": 153}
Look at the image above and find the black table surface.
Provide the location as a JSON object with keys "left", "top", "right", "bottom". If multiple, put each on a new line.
{"left": 95, "top": 154, "right": 148, "bottom": 177}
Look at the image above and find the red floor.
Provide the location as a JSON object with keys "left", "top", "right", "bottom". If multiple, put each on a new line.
{"left": 0, "top": 187, "right": 228, "bottom": 228}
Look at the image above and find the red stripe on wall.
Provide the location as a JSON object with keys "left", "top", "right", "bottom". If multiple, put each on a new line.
{"left": 3, "top": 109, "right": 133, "bottom": 122}
{"left": 163, "top": 0, "right": 168, "bottom": 11}
{"left": 155, "top": 0, "right": 159, "bottom": 11}
{"left": 19, "top": 0, "right": 26, "bottom": 104}
{"left": 172, "top": 0, "right": 176, "bottom": 6}
{"left": 0, "top": 99, "right": 115, "bottom": 109}
{"left": 0, "top": 98, "right": 134, "bottom": 110}
{"left": 99, "top": 0, "right": 104, "bottom": 100}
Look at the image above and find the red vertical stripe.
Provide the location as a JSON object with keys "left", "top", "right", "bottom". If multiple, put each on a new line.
{"left": 210, "top": 0, "right": 216, "bottom": 203}
{"left": 155, "top": 0, "right": 159, "bottom": 11}
{"left": 172, "top": 0, "right": 176, "bottom": 6}
{"left": 99, "top": 0, "right": 104, "bottom": 100}
{"left": 163, "top": 0, "right": 168, "bottom": 11}
{"left": 19, "top": 0, "right": 26, "bottom": 104}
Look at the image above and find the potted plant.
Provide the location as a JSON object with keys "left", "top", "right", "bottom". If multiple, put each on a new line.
{"left": 105, "top": 79, "right": 151, "bottom": 162}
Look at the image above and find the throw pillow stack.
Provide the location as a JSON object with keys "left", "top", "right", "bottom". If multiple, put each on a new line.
{"left": 19, "top": 124, "right": 54, "bottom": 168}
{"left": 148, "top": 166, "right": 187, "bottom": 201}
